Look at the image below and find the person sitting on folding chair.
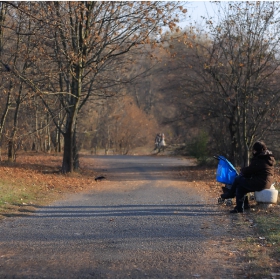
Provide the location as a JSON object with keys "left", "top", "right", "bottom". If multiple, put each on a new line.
{"left": 221, "top": 141, "right": 276, "bottom": 213}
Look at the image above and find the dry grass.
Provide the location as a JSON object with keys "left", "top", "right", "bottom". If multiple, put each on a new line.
{"left": 0, "top": 151, "right": 98, "bottom": 218}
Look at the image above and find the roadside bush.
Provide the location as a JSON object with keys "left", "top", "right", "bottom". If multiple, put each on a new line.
{"left": 187, "top": 131, "right": 209, "bottom": 164}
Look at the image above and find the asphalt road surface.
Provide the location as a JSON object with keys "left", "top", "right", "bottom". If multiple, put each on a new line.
{"left": 0, "top": 155, "right": 244, "bottom": 278}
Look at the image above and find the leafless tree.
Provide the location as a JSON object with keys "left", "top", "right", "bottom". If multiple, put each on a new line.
{"left": 3, "top": 1, "right": 186, "bottom": 172}
{"left": 163, "top": 2, "right": 280, "bottom": 166}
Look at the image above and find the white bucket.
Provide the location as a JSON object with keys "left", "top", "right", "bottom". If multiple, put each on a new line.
{"left": 255, "top": 185, "right": 278, "bottom": 204}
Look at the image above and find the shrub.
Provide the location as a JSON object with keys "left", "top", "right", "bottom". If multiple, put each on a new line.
{"left": 187, "top": 131, "right": 209, "bottom": 164}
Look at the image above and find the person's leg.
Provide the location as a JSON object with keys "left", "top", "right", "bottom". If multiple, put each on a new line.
{"left": 244, "top": 195, "right": 250, "bottom": 209}
{"left": 230, "top": 176, "right": 251, "bottom": 213}
{"left": 220, "top": 175, "right": 242, "bottom": 199}
{"left": 231, "top": 184, "right": 249, "bottom": 213}
{"left": 221, "top": 185, "right": 236, "bottom": 199}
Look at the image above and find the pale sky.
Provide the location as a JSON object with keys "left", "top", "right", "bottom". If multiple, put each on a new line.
{"left": 179, "top": 1, "right": 221, "bottom": 28}
{"left": 189, "top": 1, "right": 217, "bottom": 20}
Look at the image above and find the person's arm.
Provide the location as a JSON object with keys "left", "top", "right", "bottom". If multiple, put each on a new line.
{"left": 241, "top": 159, "right": 259, "bottom": 177}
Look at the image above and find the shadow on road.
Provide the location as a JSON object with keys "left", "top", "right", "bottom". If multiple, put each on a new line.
{"left": 4, "top": 203, "right": 221, "bottom": 219}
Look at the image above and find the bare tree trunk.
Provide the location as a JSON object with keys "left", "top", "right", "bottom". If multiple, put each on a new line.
{"left": 62, "top": 125, "right": 73, "bottom": 173}
{"left": 61, "top": 116, "right": 79, "bottom": 173}
{"left": 55, "top": 126, "right": 62, "bottom": 153}
{"left": 7, "top": 140, "right": 15, "bottom": 162}
{"left": 61, "top": 71, "right": 80, "bottom": 173}
{"left": 45, "top": 113, "right": 51, "bottom": 153}
{"left": 0, "top": 85, "right": 11, "bottom": 161}
{"left": 55, "top": 112, "right": 61, "bottom": 153}
{"left": 73, "top": 126, "right": 79, "bottom": 170}
{"left": 228, "top": 115, "right": 238, "bottom": 166}
{"left": 7, "top": 84, "right": 22, "bottom": 162}
{"left": 0, "top": 3, "right": 8, "bottom": 161}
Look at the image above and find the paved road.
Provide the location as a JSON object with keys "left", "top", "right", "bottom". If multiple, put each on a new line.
{"left": 0, "top": 155, "right": 240, "bottom": 278}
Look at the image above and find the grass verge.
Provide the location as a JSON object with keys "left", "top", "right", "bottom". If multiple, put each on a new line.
{"left": 0, "top": 152, "right": 97, "bottom": 219}
{"left": 243, "top": 183, "right": 280, "bottom": 278}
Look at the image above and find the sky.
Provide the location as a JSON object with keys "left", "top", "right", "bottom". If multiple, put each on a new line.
{"left": 179, "top": 1, "right": 220, "bottom": 28}
{"left": 189, "top": 1, "right": 217, "bottom": 20}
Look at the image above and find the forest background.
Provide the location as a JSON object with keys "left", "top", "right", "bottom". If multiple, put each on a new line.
{"left": 1, "top": 1, "right": 280, "bottom": 172}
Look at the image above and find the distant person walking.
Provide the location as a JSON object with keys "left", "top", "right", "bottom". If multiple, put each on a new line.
{"left": 159, "top": 133, "right": 166, "bottom": 152}
{"left": 154, "top": 133, "right": 166, "bottom": 153}
{"left": 154, "top": 133, "right": 161, "bottom": 151}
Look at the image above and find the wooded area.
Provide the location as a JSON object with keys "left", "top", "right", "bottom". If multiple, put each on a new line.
{"left": 1, "top": 1, "right": 280, "bottom": 172}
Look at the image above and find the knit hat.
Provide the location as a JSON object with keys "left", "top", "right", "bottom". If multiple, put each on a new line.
{"left": 253, "top": 141, "right": 267, "bottom": 152}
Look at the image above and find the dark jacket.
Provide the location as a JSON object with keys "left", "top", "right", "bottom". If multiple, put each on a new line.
{"left": 241, "top": 150, "right": 276, "bottom": 191}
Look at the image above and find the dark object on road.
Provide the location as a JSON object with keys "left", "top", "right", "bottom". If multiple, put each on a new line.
{"left": 1, "top": 62, "right": 11, "bottom": 71}
{"left": 4, "top": 64, "right": 10, "bottom": 71}
{"left": 95, "top": 176, "right": 106, "bottom": 182}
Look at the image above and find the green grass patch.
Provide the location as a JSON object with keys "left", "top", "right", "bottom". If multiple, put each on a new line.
{"left": 230, "top": 191, "right": 280, "bottom": 277}
{"left": 0, "top": 176, "right": 55, "bottom": 219}
{"left": 0, "top": 179, "right": 36, "bottom": 207}
{"left": 0, "top": 180, "right": 43, "bottom": 209}
{"left": 252, "top": 187, "right": 280, "bottom": 262}
{"left": 254, "top": 212, "right": 280, "bottom": 257}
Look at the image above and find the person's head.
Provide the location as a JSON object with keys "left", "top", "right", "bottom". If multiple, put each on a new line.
{"left": 252, "top": 141, "right": 267, "bottom": 155}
